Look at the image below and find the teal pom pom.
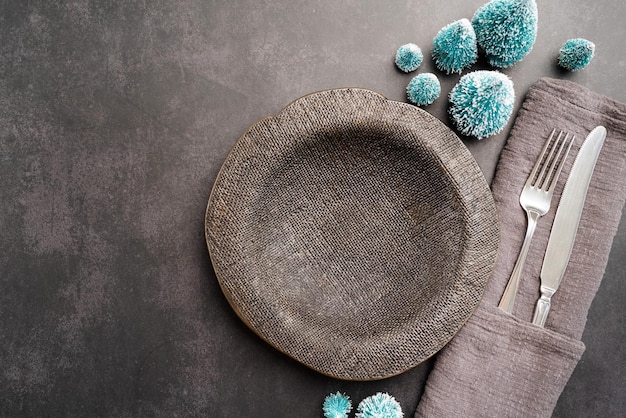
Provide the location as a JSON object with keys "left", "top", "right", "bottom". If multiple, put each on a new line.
{"left": 558, "top": 38, "right": 595, "bottom": 71}
{"left": 449, "top": 71, "right": 515, "bottom": 139}
{"left": 432, "top": 19, "right": 478, "bottom": 75}
{"left": 406, "top": 73, "right": 441, "bottom": 106}
{"left": 395, "top": 43, "right": 423, "bottom": 72}
{"left": 356, "top": 392, "right": 403, "bottom": 418}
{"left": 472, "top": 0, "right": 538, "bottom": 68}
{"left": 323, "top": 392, "right": 352, "bottom": 418}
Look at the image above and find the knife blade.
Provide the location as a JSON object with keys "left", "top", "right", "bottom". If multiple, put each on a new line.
{"left": 532, "top": 126, "right": 606, "bottom": 327}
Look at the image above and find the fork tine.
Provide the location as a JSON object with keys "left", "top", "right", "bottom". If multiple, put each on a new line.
{"left": 527, "top": 129, "right": 556, "bottom": 187}
{"left": 540, "top": 131, "right": 569, "bottom": 190}
{"left": 534, "top": 130, "right": 562, "bottom": 188}
{"left": 546, "top": 133, "right": 575, "bottom": 193}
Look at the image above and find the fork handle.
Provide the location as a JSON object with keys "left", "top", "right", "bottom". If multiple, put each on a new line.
{"left": 498, "top": 210, "right": 540, "bottom": 313}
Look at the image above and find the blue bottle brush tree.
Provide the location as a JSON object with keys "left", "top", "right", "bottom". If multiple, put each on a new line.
{"left": 432, "top": 18, "right": 478, "bottom": 75}
{"left": 449, "top": 71, "right": 515, "bottom": 139}
{"left": 355, "top": 392, "right": 403, "bottom": 418}
{"left": 323, "top": 392, "right": 352, "bottom": 418}
{"left": 407, "top": 73, "right": 441, "bottom": 106}
{"left": 395, "top": 43, "right": 424, "bottom": 72}
{"left": 472, "top": 0, "right": 538, "bottom": 68}
{"left": 558, "top": 38, "right": 595, "bottom": 71}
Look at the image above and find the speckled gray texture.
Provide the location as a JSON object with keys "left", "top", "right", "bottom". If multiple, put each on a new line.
{"left": 0, "top": 1, "right": 624, "bottom": 416}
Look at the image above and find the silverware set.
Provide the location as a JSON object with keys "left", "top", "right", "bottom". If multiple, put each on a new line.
{"left": 498, "top": 126, "right": 607, "bottom": 326}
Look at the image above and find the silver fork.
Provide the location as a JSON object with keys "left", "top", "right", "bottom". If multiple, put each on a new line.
{"left": 498, "top": 129, "right": 574, "bottom": 313}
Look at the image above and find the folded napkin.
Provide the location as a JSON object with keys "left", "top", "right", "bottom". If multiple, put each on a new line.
{"left": 415, "top": 78, "right": 626, "bottom": 417}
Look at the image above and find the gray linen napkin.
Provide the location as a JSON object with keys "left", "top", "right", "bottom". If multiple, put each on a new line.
{"left": 415, "top": 77, "right": 626, "bottom": 417}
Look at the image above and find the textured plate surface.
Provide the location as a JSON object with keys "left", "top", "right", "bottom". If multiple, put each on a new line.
{"left": 205, "top": 88, "right": 499, "bottom": 380}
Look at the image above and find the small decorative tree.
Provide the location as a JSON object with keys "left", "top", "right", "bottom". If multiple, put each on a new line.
{"left": 432, "top": 18, "right": 478, "bottom": 75}
{"left": 449, "top": 71, "right": 515, "bottom": 139}
{"left": 472, "top": 0, "right": 538, "bottom": 68}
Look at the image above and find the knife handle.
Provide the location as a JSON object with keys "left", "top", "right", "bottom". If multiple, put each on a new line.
{"left": 532, "top": 286, "right": 555, "bottom": 327}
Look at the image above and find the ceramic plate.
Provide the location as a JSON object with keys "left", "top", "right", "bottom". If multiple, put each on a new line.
{"left": 205, "top": 88, "right": 499, "bottom": 380}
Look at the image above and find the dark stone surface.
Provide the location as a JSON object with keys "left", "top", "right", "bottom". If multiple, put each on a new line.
{"left": 0, "top": 1, "right": 623, "bottom": 416}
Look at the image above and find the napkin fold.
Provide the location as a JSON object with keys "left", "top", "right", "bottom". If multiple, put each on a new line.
{"left": 415, "top": 78, "right": 626, "bottom": 417}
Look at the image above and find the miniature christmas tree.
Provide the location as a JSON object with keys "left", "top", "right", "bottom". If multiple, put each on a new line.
{"left": 395, "top": 43, "right": 423, "bottom": 72}
{"left": 407, "top": 73, "right": 441, "bottom": 106}
{"left": 449, "top": 71, "right": 515, "bottom": 139}
{"left": 472, "top": 0, "right": 538, "bottom": 68}
{"left": 355, "top": 393, "right": 403, "bottom": 418}
{"left": 323, "top": 392, "right": 352, "bottom": 418}
{"left": 558, "top": 38, "right": 595, "bottom": 71}
{"left": 432, "top": 18, "right": 478, "bottom": 74}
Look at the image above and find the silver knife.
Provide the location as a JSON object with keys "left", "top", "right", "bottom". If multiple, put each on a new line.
{"left": 532, "top": 126, "right": 606, "bottom": 327}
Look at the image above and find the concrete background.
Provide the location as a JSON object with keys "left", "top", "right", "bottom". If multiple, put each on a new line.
{"left": 1, "top": 0, "right": 624, "bottom": 416}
